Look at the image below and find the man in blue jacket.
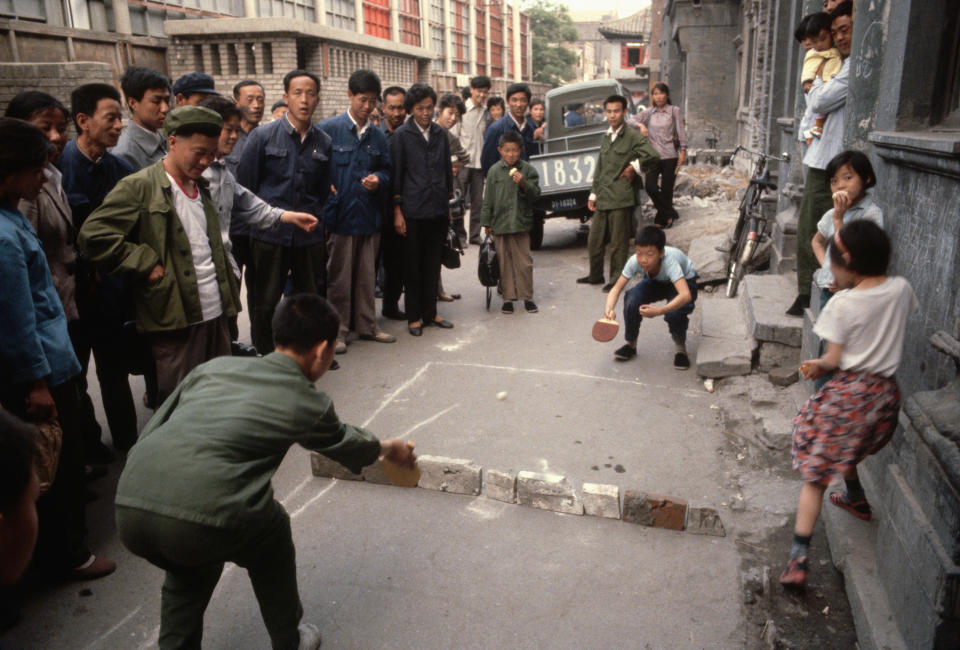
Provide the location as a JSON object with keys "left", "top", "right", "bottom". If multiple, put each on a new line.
{"left": 480, "top": 83, "right": 536, "bottom": 176}
{"left": 318, "top": 70, "right": 395, "bottom": 353}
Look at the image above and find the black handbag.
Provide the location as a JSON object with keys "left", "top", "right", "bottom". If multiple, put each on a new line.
{"left": 442, "top": 225, "right": 464, "bottom": 269}
{"left": 477, "top": 235, "right": 499, "bottom": 287}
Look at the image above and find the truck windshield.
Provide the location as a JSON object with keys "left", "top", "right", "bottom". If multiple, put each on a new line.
{"left": 560, "top": 98, "right": 608, "bottom": 130}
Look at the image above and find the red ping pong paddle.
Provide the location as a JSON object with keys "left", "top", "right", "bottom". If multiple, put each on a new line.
{"left": 592, "top": 318, "right": 619, "bottom": 342}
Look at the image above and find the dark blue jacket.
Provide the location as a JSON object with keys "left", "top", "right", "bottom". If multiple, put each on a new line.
{"left": 391, "top": 119, "right": 452, "bottom": 221}
{"left": 317, "top": 112, "right": 391, "bottom": 236}
{"left": 236, "top": 116, "right": 331, "bottom": 247}
{"left": 480, "top": 114, "right": 535, "bottom": 176}
{"left": 58, "top": 139, "right": 135, "bottom": 229}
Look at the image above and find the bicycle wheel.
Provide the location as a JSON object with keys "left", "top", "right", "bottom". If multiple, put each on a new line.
{"left": 725, "top": 217, "right": 752, "bottom": 298}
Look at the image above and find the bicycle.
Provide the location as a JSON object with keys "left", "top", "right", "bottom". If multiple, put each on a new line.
{"left": 724, "top": 145, "right": 790, "bottom": 298}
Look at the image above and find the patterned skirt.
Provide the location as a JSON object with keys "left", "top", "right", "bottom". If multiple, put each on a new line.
{"left": 792, "top": 369, "right": 901, "bottom": 484}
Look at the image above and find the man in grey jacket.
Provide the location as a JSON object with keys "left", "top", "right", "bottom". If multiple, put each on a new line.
{"left": 113, "top": 66, "right": 171, "bottom": 171}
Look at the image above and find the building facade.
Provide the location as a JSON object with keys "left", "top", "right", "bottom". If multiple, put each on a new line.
{"left": 597, "top": 8, "right": 652, "bottom": 104}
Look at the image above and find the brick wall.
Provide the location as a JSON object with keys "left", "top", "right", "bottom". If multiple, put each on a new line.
{"left": 0, "top": 62, "right": 115, "bottom": 120}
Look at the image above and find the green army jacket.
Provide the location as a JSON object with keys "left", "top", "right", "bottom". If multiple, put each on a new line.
{"left": 116, "top": 353, "right": 382, "bottom": 529}
{"left": 591, "top": 125, "right": 660, "bottom": 211}
{"left": 77, "top": 160, "right": 240, "bottom": 333}
{"left": 480, "top": 159, "right": 542, "bottom": 234}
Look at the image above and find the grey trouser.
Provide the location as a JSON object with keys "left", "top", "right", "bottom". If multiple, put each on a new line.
{"left": 152, "top": 315, "right": 230, "bottom": 407}
{"left": 495, "top": 231, "right": 534, "bottom": 301}
{"left": 326, "top": 232, "right": 380, "bottom": 338}
{"left": 458, "top": 167, "right": 485, "bottom": 241}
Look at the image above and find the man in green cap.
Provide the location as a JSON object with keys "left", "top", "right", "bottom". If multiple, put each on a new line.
{"left": 79, "top": 105, "right": 241, "bottom": 406}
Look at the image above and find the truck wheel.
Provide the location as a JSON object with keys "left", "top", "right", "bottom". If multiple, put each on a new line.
{"left": 531, "top": 215, "right": 545, "bottom": 250}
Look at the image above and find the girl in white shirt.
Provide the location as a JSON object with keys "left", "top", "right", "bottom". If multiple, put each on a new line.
{"left": 780, "top": 220, "right": 918, "bottom": 587}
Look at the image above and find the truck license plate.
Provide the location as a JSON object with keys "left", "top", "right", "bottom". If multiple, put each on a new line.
{"left": 550, "top": 197, "right": 578, "bottom": 211}
{"left": 532, "top": 153, "right": 597, "bottom": 192}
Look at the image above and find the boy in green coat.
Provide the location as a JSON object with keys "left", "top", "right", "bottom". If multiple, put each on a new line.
{"left": 577, "top": 95, "right": 660, "bottom": 292}
{"left": 481, "top": 130, "right": 542, "bottom": 313}
{"left": 115, "top": 293, "right": 416, "bottom": 650}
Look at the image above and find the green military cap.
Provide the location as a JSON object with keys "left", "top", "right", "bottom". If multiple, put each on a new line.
{"left": 162, "top": 105, "right": 223, "bottom": 137}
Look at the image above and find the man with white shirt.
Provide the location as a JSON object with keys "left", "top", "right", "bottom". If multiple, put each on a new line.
{"left": 789, "top": 0, "right": 853, "bottom": 316}
{"left": 113, "top": 66, "right": 171, "bottom": 171}
{"left": 451, "top": 75, "right": 490, "bottom": 245}
{"left": 79, "top": 106, "right": 240, "bottom": 406}
{"left": 577, "top": 95, "right": 659, "bottom": 292}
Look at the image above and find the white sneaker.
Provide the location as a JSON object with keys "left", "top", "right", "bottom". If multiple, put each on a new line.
{"left": 334, "top": 337, "right": 347, "bottom": 354}
{"left": 297, "top": 622, "right": 322, "bottom": 650}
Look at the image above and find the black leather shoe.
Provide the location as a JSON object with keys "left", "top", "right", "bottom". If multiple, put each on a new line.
{"left": 382, "top": 307, "right": 407, "bottom": 320}
{"left": 577, "top": 276, "right": 604, "bottom": 285}
{"left": 429, "top": 318, "right": 454, "bottom": 329}
{"left": 601, "top": 283, "right": 614, "bottom": 293}
{"left": 785, "top": 294, "right": 809, "bottom": 317}
{"left": 674, "top": 352, "right": 691, "bottom": 370}
{"left": 231, "top": 340, "right": 259, "bottom": 357}
{"left": 408, "top": 325, "right": 423, "bottom": 336}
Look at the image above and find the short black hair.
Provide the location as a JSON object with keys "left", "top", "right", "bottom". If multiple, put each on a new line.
{"left": 604, "top": 94, "right": 628, "bottom": 111}
{"left": 348, "top": 69, "right": 382, "bottom": 97}
{"left": 200, "top": 95, "right": 243, "bottom": 123}
{"left": 0, "top": 118, "right": 49, "bottom": 184}
{"left": 271, "top": 100, "right": 287, "bottom": 112}
{"left": 4, "top": 91, "right": 68, "bottom": 122}
{"left": 470, "top": 75, "right": 492, "bottom": 90}
{"left": 530, "top": 98, "right": 544, "bottom": 109}
{"left": 651, "top": 82, "right": 672, "bottom": 105}
{"left": 830, "top": 220, "right": 890, "bottom": 276}
{"left": 382, "top": 86, "right": 406, "bottom": 102}
{"left": 0, "top": 409, "right": 37, "bottom": 512}
{"left": 487, "top": 96, "right": 505, "bottom": 110}
{"left": 804, "top": 12, "right": 833, "bottom": 38}
{"left": 460, "top": 86, "right": 471, "bottom": 100}
{"left": 272, "top": 293, "right": 340, "bottom": 353}
{"left": 404, "top": 83, "right": 437, "bottom": 113}
{"left": 794, "top": 14, "right": 812, "bottom": 42}
{"left": 830, "top": 0, "right": 853, "bottom": 19}
{"left": 120, "top": 66, "right": 170, "bottom": 103}
{"left": 498, "top": 130, "right": 523, "bottom": 147}
{"left": 70, "top": 83, "right": 121, "bottom": 130}
{"left": 636, "top": 225, "right": 666, "bottom": 251}
{"left": 232, "top": 80, "right": 263, "bottom": 99}
{"left": 505, "top": 83, "right": 531, "bottom": 101}
{"left": 824, "top": 150, "right": 876, "bottom": 190}
{"left": 438, "top": 93, "right": 466, "bottom": 115}
{"left": 283, "top": 69, "right": 320, "bottom": 94}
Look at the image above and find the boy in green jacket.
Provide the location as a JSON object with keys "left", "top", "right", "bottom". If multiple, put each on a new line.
{"left": 481, "top": 130, "right": 542, "bottom": 313}
{"left": 577, "top": 95, "right": 660, "bottom": 292}
{"left": 115, "top": 293, "right": 416, "bottom": 650}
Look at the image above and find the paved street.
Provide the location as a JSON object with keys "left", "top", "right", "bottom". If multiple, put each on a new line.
{"left": 3, "top": 214, "right": 830, "bottom": 649}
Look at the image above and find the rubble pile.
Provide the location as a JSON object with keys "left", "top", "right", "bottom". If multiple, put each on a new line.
{"left": 674, "top": 163, "right": 749, "bottom": 203}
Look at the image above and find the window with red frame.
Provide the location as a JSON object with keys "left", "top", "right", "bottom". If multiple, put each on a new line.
{"left": 621, "top": 42, "right": 647, "bottom": 68}
{"left": 399, "top": 0, "right": 421, "bottom": 46}
{"left": 363, "top": 0, "right": 390, "bottom": 39}
{"left": 489, "top": 3, "right": 503, "bottom": 77}
{"left": 475, "top": 6, "right": 487, "bottom": 73}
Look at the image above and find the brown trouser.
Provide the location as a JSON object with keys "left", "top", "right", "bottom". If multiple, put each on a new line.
{"left": 495, "top": 231, "right": 534, "bottom": 301}
{"left": 152, "top": 315, "right": 230, "bottom": 407}
{"left": 326, "top": 232, "right": 380, "bottom": 339}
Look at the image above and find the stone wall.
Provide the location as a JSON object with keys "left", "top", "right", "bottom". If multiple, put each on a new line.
{"left": 0, "top": 62, "right": 115, "bottom": 120}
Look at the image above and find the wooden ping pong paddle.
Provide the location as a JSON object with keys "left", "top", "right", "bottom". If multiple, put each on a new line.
{"left": 592, "top": 317, "right": 619, "bottom": 342}
{"left": 380, "top": 441, "right": 420, "bottom": 487}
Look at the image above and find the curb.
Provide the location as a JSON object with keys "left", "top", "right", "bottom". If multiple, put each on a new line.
{"left": 310, "top": 452, "right": 726, "bottom": 537}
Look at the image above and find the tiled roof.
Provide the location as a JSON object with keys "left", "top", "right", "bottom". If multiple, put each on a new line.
{"left": 597, "top": 8, "right": 651, "bottom": 39}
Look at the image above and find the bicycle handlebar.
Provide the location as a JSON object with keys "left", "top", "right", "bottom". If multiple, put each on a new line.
{"left": 732, "top": 145, "right": 790, "bottom": 163}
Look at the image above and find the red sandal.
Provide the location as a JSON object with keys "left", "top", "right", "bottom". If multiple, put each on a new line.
{"left": 779, "top": 556, "right": 808, "bottom": 588}
{"left": 829, "top": 492, "right": 872, "bottom": 521}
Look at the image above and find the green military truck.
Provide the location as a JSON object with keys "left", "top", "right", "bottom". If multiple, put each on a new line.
{"left": 528, "top": 79, "right": 642, "bottom": 249}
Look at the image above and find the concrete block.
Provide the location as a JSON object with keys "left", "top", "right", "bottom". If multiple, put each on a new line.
{"left": 417, "top": 455, "right": 481, "bottom": 495}
{"left": 516, "top": 471, "right": 583, "bottom": 515}
{"left": 361, "top": 458, "right": 391, "bottom": 485}
{"left": 310, "top": 452, "right": 363, "bottom": 481}
{"left": 582, "top": 483, "right": 620, "bottom": 519}
{"left": 700, "top": 295, "right": 751, "bottom": 340}
{"left": 686, "top": 506, "right": 726, "bottom": 536}
{"left": 482, "top": 469, "right": 517, "bottom": 503}
{"left": 757, "top": 341, "right": 801, "bottom": 373}
{"left": 768, "top": 365, "right": 799, "bottom": 386}
{"left": 687, "top": 233, "right": 729, "bottom": 284}
{"left": 696, "top": 335, "right": 754, "bottom": 378}
{"left": 740, "top": 274, "right": 802, "bottom": 347}
{"left": 622, "top": 491, "right": 687, "bottom": 530}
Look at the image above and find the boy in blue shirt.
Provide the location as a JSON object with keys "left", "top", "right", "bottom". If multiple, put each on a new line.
{"left": 603, "top": 226, "right": 698, "bottom": 369}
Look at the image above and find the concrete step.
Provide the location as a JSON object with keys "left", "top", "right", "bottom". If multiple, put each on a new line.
{"left": 687, "top": 233, "right": 729, "bottom": 285}
{"left": 770, "top": 207, "right": 798, "bottom": 274}
{"left": 695, "top": 296, "right": 757, "bottom": 378}
{"left": 739, "top": 274, "right": 803, "bottom": 347}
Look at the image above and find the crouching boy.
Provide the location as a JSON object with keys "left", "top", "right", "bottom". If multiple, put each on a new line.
{"left": 115, "top": 293, "right": 416, "bottom": 650}
{"left": 603, "top": 226, "right": 698, "bottom": 368}
{"left": 481, "top": 130, "right": 542, "bottom": 313}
